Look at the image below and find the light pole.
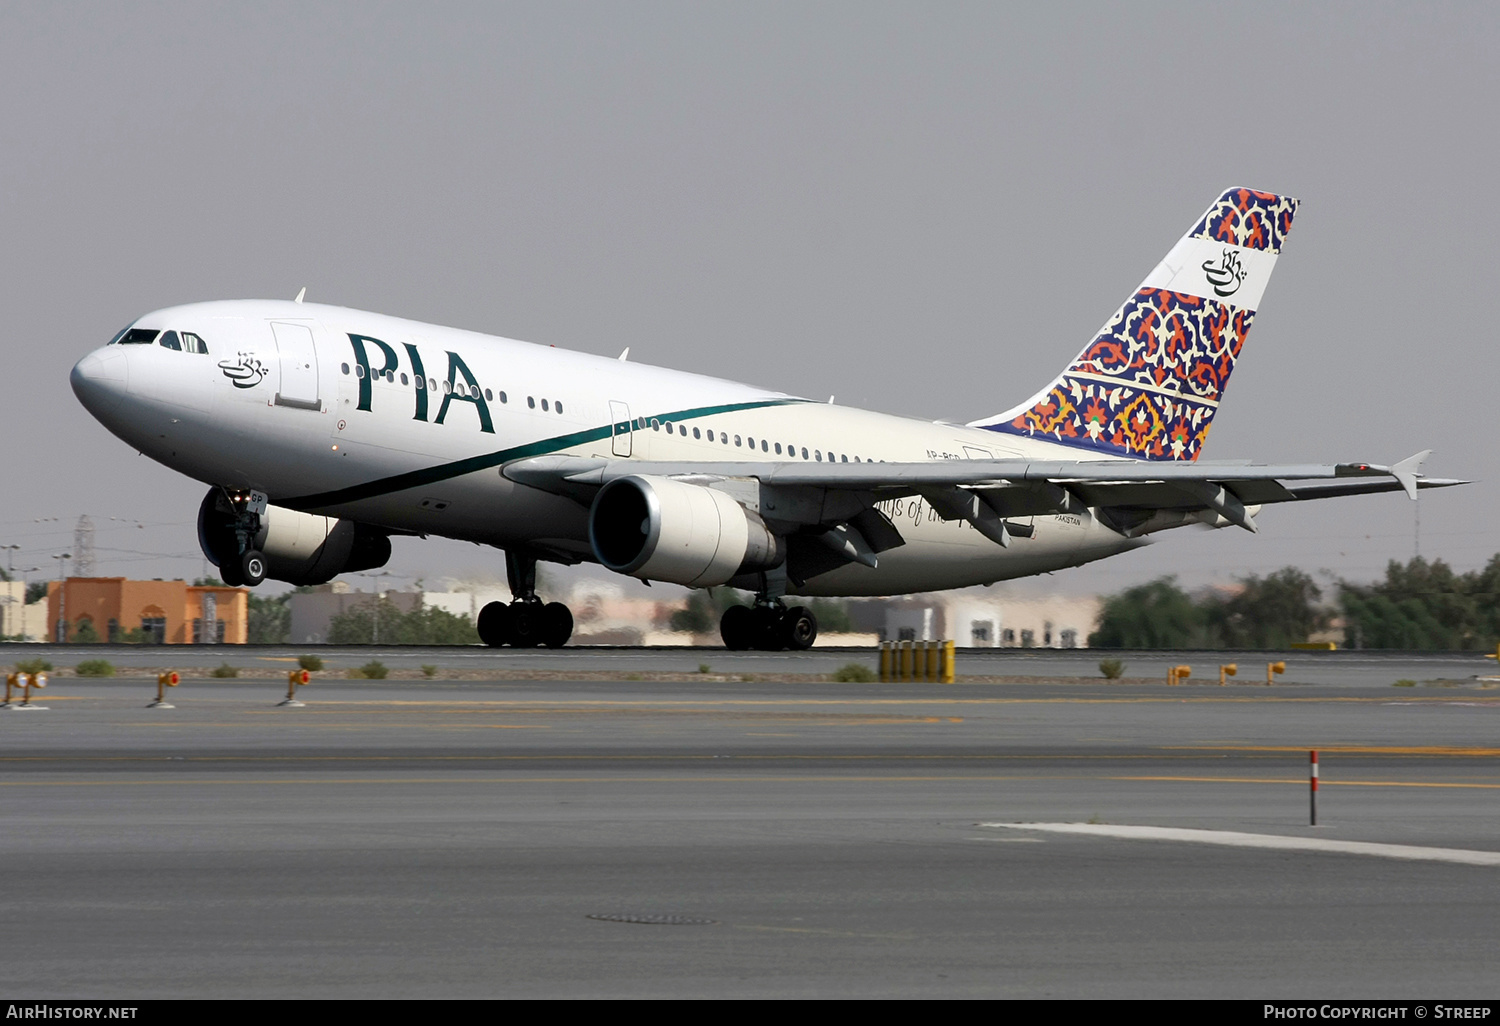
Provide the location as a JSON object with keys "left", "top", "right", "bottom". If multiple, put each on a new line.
{"left": 52, "top": 552, "right": 71, "bottom": 643}
{"left": 357, "top": 571, "right": 397, "bottom": 645}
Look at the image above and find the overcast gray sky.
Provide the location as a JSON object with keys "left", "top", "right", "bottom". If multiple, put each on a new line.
{"left": 2, "top": 2, "right": 1494, "bottom": 599}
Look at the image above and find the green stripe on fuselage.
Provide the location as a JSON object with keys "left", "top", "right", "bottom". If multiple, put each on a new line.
{"left": 280, "top": 398, "right": 808, "bottom": 510}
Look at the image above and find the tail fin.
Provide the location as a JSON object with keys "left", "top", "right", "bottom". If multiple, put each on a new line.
{"left": 971, "top": 187, "right": 1298, "bottom": 461}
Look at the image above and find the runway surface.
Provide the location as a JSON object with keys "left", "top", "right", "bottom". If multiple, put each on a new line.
{"left": 3, "top": 650, "right": 1499, "bottom": 997}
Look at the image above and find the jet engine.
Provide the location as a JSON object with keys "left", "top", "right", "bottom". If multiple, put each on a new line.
{"left": 588, "top": 475, "right": 783, "bottom": 587}
{"left": 197, "top": 490, "right": 391, "bottom": 587}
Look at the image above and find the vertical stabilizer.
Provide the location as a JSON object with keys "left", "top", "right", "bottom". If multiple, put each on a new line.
{"left": 971, "top": 188, "right": 1298, "bottom": 461}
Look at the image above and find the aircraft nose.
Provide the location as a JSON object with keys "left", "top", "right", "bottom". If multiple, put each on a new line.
{"left": 71, "top": 347, "right": 130, "bottom": 415}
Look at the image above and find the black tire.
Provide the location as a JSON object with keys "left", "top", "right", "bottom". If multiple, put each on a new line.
{"left": 218, "top": 559, "right": 245, "bottom": 588}
{"left": 781, "top": 606, "right": 818, "bottom": 650}
{"left": 720, "top": 604, "right": 754, "bottom": 650}
{"left": 476, "top": 601, "right": 512, "bottom": 648}
{"left": 240, "top": 550, "right": 266, "bottom": 587}
{"left": 509, "top": 601, "right": 544, "bottom": 648}
{"left": 751, "top": 605, "right": 785, "bottom": 651}
{"left": 541, "top": 603, "right": 573, "bottom": 648}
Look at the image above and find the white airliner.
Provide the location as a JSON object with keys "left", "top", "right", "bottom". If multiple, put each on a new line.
{"left": 70, "top": 188, "right": 1459, "bottom": 650}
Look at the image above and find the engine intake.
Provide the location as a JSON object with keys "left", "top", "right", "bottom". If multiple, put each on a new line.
{"left": 588, "top": 475, "right": 782, "bottom": 587}
{"left": 197, "top": 490, "right": 391, "bottom": 586}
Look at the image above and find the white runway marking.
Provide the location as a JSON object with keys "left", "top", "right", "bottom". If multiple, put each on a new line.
{"left": 978, "top": 823, "right": 1500, "bottom": 867}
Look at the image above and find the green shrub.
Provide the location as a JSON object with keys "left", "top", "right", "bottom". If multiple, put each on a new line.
{"left": 298, "top": 654, "right": 324, "bottom": 672}
{"left": 211, "top": 663, "right": 239, "bottom": 678}
{"left": 697, "top": 663, "right": 711, "bottom": 674}
{"left": 74, "top": 659, "right": 114, "bottom": 678}
{"left": 421, "top": 664, "right": 438, "bottom": 679}
{"left": 833, "top": 662, "right": 876, "bottom": 683}
{"left": 16, "top": 659, "right": 51, "bottom": 674}
{"left": 353, "top": 660, "right": 388, "bottom": 680}
{"left": 1394, "top": 679, "right": 1417, "bottom": 687}
{"left": 1099, "top": 658, "right": 1125, "bottom": 680}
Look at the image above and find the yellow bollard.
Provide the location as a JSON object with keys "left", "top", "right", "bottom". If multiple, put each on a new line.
{"left": 150, "top": 671, "right": 181, "bottom": 709}
{"left": 15, "top": 671, "right": 48, "bottom": 710}
{"left": 1267, "top": 661, "right": 1285, "bottom": 686}
{"left": 941, "top": 640, "right": 956, "bottom": 684}
{"left": 1, "top": 672, "right": 21, "bottom": 709}
{"left": 900, "top": 641, "right": 914, "bottom": 682}
{"left": 879, "top": 642, "right": 893, "bottom": 682}
{"left": 1167, "top": 665, "right": 1191, "bottom": 686}
{"left": 924, "top": 641, "right": 938, "bottom": 682}
{"left": 1219, "top": 663, "right": 1238, "bottom": 687}
{"left": 279, "top": 668, "right": 311, "bottom": 707}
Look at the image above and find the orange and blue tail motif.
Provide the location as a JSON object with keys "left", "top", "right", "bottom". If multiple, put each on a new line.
{"left": 970, "top": 188, "right": 1298, "bottom": 461}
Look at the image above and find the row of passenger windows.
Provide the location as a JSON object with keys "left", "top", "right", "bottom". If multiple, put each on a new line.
{"left": 650, "top": 419, "right": 872, "bottom": 463}
{"left": 109, "top": 327, "right": 210, "bottom": 354}
{"left": 338, "top": 363, "right": 564, "bottom": 414}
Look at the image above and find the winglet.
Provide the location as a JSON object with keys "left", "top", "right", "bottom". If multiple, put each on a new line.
{"left": 1391, "top": 449, "right": 1432, "bottom": 501}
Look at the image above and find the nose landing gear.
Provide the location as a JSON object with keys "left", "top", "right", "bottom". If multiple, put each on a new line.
{"left": 476, "top": 550, "right": 574, "bottom": 648}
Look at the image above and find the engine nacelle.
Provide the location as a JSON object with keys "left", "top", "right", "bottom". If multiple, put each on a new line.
{"left": 588, "top": 475, "right": 783, "bottom": 587}
{"left": 197, "top": 490, "right": 391, "bottom": 586}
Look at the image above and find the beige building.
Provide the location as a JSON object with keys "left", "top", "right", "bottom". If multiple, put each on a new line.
{"left": 0, "top": 582, "right": 50, "bottom": 642}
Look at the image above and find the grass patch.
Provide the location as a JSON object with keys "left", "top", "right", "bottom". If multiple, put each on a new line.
{"left": 297, "top": 654, "right": 324, "bottom": 672}
{"left": 832, "top": 663, "right": 876, "bottom": 683}
{"left": 348, "top": 660, "right": 388, "bottom": 680}
{"left": 1393, "top": 679, "right": 1417, "bottom": 687}
{"left": 624, "top": 672, "right": 643, "bottom": 681}
{"left": 1098, "top": 658, "right": 1125, "bottom": 680}
{"left": 15, "top": 658, "right": 52, "bottom": 674}
{"left": 74, "top": 659, "right": 114, "bottom": 678}
{"left": 421, "top": 664, "right": 438, "bottom": 679}
{"left": 211, "top": 663, "right": 239, "bottom": 678}
{"left": 697, "top": 664, "right": 711, "bottom": 674}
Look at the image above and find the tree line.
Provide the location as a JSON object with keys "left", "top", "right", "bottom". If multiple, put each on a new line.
{"left": 1090, "top": 555, "right": 1500, "bottom": 650}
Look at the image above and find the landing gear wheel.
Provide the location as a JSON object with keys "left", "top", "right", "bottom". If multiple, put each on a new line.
{"left": 541, "top": 603, "right": 573, "bottom": 648}
{"left": 239, "top": 550, "right": 266, "bottom": 587}
{"left": 720, "top": 605, "right": 755, "bottom": 650}
{"left": 477, "top": 601, "right": 513, "bottom": 648}
{"left": 751, "top": 605, "right": 785, "bottom": 651}
{"left": 509, "top": 601, "right": 545, "bottom": 648}
{"left": 780, "top": 606, "right": 818, "bottom": 651}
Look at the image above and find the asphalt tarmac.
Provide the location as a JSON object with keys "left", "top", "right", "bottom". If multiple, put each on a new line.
{"left": 3, "top": 649, "right": 1499, "bottom": 998}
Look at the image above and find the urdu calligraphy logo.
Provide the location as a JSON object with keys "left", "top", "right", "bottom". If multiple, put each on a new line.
{"left": 218, "top": 352, "right": 268, "bottom": 388}
{"left": 1201, "top": 248, "right": 1248, "bottom": 298}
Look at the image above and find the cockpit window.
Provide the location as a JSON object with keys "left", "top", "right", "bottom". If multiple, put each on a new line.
{"left": 181, "top": 332, "right": 209, "bottom": 354}
{"left": 117, "top": 328, "right": 159, "bottom": 345}
{"left": 158, "top": 330, "right": 182, "bottom": 351}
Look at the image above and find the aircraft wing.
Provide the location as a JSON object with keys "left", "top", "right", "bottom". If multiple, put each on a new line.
{"left": 503, "top": 449, "right": 1465, "bottom": 545}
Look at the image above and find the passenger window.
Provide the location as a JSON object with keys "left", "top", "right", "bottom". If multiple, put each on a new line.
{"left": 499, "top": 391, "right": 507, "bottom": 404}
{"left": 356, "top": 365, "right": 366, "bottom": 379}
{"left": 401, "top": 373, "right": 409, "bottom": 386}
{"left": 541, "top": 398, "right": 549, "bottom": 411}
{"left": 556, "top": 401, "right": 563, "bottom": 414}
{"left": 720, "top": 432, "right": 728, "bottom": 444}
{"left": 801, "top": 447, "right": 808, "bottom": 459}
{"left": 415, "top": 375, "right": 424, "bottom": 389}
{"left": 815, "top": 450, "right": 822, "bottom": 461}
{"left": 774, "top": 443, "right": 782, "bottom": 455}
{"left": 428, "top": 378, "right": 436, "bottom": 391}
{"left": 693, "top": 427, "right": 701, "bottom": 439}
{"left": 484, "top": 389, "right": 492, "bottom": 401}
{"left": 747, "top": 436, "right": 754, "bottom": 448}
{"left": 527, "top": 396, "right": 535, "bottom": 409}
{"left": 158, "top": 331, "right": 182, "bottom": 351}
{"left": 342, "top": 363, "right": 351, "bottom": 375}
{"left": 181, "top": 332, "right": 209, "bottom": 354}
{"left": 734, "top": 435, "right": 742, "bottom": 447}
{"left": 118, "top": 328, "right": 159, "bottom": 345}
{"left": 841, "top": 454, "right": 848, "bottom": 462}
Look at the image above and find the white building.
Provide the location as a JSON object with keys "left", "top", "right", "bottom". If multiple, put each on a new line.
{"left": 0, "top": 583, "right": 49, "bottom": 642}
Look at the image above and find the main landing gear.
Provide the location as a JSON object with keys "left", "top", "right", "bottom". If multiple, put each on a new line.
{"left": 719, "top": 601, "right": 818, "bottom": 652}
{"left": 476, "top": 550, "right": 574, "bottom": 649}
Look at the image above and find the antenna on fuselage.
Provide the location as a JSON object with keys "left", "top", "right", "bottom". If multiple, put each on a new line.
{"left": 618, "top": 347, "right": 629, "bottom": 361}
{"left": 293, "top": 287, "right": 306, "bottom": 304}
